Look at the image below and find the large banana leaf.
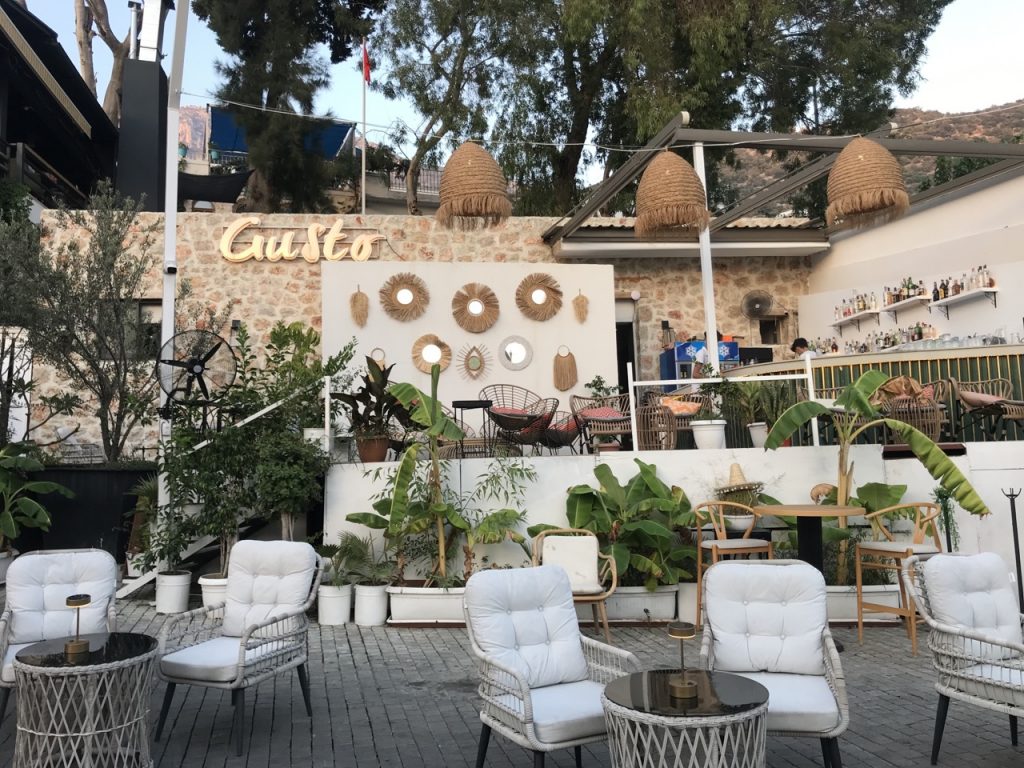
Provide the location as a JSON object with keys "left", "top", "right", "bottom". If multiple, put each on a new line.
{"left": 835, "top": 370, "right": 888, "bottom": 416}
{"left": 882, "top": 420, "right": 989, "bottom": 515}
{"left": 765, "top": 401, "right": 829, "bottom": 449}
{"left": 621, "top": 519, "right": 673, "bottom": 539}
{"left": 634, "top": 458, "right": 672, "bottom": 499}
{"left": 854, "top": 482, "right": 907, "bottom": 513}
{"left": 594, "top": 464, "right": 626, "bottom": 510}
{"left": 389, "top": 374, "right": 464, "bottom": 442}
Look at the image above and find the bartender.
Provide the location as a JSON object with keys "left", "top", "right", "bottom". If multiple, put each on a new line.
{"left": 790, "top": 337, "right": 817, "bottom": 359}
{"left": 693, "top": 331, "right": 723, "bottom": 375}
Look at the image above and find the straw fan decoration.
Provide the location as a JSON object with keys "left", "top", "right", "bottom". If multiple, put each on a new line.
{"left": 553, "top": 346, "right": 578, "bottom": 391}
{"left": 826, "top": 137, "right": 909, "bottom": 230}
{"left": 572, "top": 290, "right": 589, "bottom": 323}
{"left": 634, "top": 150, "right": 710, "bottom": 238}
{"left": 350, "top": 286, "right": 369, "bottom": 327}
{"left": 515, "top": 272, "right": 563, "bottom": 321}
{"left": 380, "top": 273, "right": 429, "bottom": 321}
{"left": 436, "top": 142, "right": 512, "bottom": 230}
{"left": 411, "top": 334, "right": 452, "bottom": 374}
{"left": 451, "top": 282, "right": 500, "bottom": 333}
{"left": 457, "top": 344, "right": 491, "bottom": 381}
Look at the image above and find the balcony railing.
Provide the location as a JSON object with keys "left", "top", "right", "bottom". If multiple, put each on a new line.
{"left": 2, "top": 141, "right": 87, "bottom": 208}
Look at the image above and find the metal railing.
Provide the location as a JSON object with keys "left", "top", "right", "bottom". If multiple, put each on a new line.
{"left": 3, "top": 142, "right": 87, "bottom": 208}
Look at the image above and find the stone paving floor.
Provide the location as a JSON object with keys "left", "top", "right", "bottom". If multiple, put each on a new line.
{"left": 1, "top": 596, "right": 1022, "bottom": 768}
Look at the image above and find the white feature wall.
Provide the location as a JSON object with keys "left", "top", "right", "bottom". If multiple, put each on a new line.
{"left": 321, "top": 261, "right": 617, "bottom": 409}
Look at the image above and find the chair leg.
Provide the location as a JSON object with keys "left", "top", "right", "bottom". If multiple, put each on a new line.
{"left": 591, "top": 603, "right": 600, "bottom": 634}
{"left": 931, "top": 694, "right": 950, "bottom": 765}
{"left": 475, "top": 723, "right": 491, "bottom": 768}
{"left": 574, "top": 745, "right": 582, "bottom": 768}
{"left": 598, "top": 600, "right": 612, "bottom": 646}
{"left": 533, "top": 750, "right": 545, "bottom": 768}
{"left": 0, "top": 688, "right": 10, "bottom": 724}
{"left": 297, "top": 663, "right": 313, "bottom": 716}
{"left": 1011, "top": 714, "right": 1018, "bottom": 746}
{"left": 154, "top": 682, "right": 176, "bottom": 741}
{"left": 819, "top": 738, "right": 832, "bottom": 768}
{"left": 695, "top": 549, "right": 704, "bottom": 629}
{"left": 827, "top": 737, "right": 843, "bottom": 768}
{"left": 855, "top": 546, "right": 864, "bottom": 645}
{"left": 232, "top": 688, "right": 245, "bottom": 756}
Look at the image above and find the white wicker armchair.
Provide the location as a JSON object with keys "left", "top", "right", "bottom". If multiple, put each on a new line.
{"left": 699, "top": 559, "right": 849, "bottom": 768}
{"left": 155, "top": 540, "right": 322, "bottom": 755}
{"left": 0, "top": 548, "right": 118, "bottom": 722}
{"left": 464, "top": 565, "right": 640, "bottom": 768}
{"left": 902, "top": 553, "right": 1023, "bottom": 764}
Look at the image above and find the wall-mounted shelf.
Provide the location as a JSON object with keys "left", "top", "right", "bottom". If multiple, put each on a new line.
{"left": 928, "top": 288, "right": 998, "bottom": 319}
{"left": 882, "top": 295, "right": 930, "bottom": 323}
{"left": 832, "top": 309, "right": 879, "bottom": 336}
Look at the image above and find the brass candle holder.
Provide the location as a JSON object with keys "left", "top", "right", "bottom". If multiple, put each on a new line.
{"left": 64, "top": 594, "right": 91, "bottom": 663}
{"left": 667, "top": 621, "right": 697, "bottom": 699}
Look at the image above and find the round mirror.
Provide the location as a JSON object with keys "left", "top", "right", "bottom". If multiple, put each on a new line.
{"left": 381, "top": 273, "right": 429, "bottom": 321}
{"left": 498, "top": 335, "right": 533, "bottom": 371}
{"left": 451, "top": 283, "right": 499, "bottom": 333}
{"left": 531, "top": 288, "right": 548, "bottom": 305}
{"left": 467, "top": 298, "right": 485, "bottom": 316}
{"left": 412, "top": 334, "right": 451, "bottom": 373}
{"left": 396, "top": 288, "right": 415, "bottom": 305}
{"left": 422, "top": 344, "right": 442, "bottom": 363}
{"left": 516, "top": 273, "right": 562, "bottom": 321}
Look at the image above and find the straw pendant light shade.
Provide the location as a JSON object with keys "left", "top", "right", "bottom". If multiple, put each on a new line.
{"left": 437, "top": 142, "right": 512, "bottom": 230}
{"left": 826, "top": 137, "right": 909, "bottom": 230}
{"left": 634, "top": 150, "right": 710, "bottom": 238}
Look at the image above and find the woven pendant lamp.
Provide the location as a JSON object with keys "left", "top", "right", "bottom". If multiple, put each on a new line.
{"left": 437, "top": 142, "right": 512, "bottom": 230}
{"left": 826, "top": 137, "right": 909, "bottom": 229}
{"left": 634, "top": 150, "right": 710, "bottom": 238}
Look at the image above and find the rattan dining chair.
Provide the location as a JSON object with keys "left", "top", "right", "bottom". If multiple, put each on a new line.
{"left": 635, "top": 404, "right": 674, "bottom": 450}
{"left": 569, "top": 394, "right": 632, "bottom": 452}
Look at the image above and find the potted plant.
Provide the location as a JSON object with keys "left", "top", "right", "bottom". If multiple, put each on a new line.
{"left": 337, "top": 357, "right": 402, "bottom": 462}
{"left": 139, "top": 500, "right": 194, "bottom": 614}
{"left": 177, "top": 141, "right": 188, "bottom": 158}
{"left": 254, "top": 429, "right": 329, "bottom": 541}
{"left": 208, "top": 141, "right": 221, "bottom": 163}
{"left": 341, "top": 534, "right": 395, "bottom": 627}
{"left": 0, "top": 445, "right": 72, "bottom": 583}
{"left": 733, "top": 381, "right": 768, "bottom": 447}
{"left": 758, "top": 382, "right": 793, "bottom": 445}
{"left": 690, "top": 403, "right": 728, "bottom": 450}
{"left": 124, "top": 475, "right": 157, "bottom": 577}
{"left": 315, "top": 531, "right": 370, "bottom": 626}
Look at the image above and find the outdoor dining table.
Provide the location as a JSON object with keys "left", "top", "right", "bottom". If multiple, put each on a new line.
{"left": 752, "top": 504, "right": 862, "bottom": 573}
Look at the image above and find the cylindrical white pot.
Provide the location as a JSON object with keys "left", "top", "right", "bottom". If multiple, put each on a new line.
{"left": 354, "top": 584, "right": 388, "bottom": 626}
{"left": 156, "top": 571, "right": 192, "bottom": 614}
{"left": 677, "top": 582, "right": 699, "bottom": 625}
{"left": 692, "top": 421, "right": 727, "bottom": 450}
{"left": 318, "top": 584, "right": 353, "bottom": 626}
{"left": 747, "top": 422, "right": 768, "bottom": 448}
{"left": 198, "top": 574, "right": 229, "bottom": 608}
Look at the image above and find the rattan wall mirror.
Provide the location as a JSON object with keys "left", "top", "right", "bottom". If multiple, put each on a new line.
{"left": 380, "top": 273, "right": 430, "bottom": 321}
{"left": 515, "top": 273, "right": 562, "bottom": 321}
{"left": 412, "top": 334, "right": 452, "bottom": 373}
{"left": 457, "top": 344, "right": 491, "bottom": 380}
{"left": 498, "top": 335, "right": 533, "bottom": 371}
{"left": 451, "top": 283, "right": 500, "bottom": 333}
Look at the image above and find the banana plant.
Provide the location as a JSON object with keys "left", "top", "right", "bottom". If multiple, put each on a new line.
{"left": 765, "top": 370, "right": 988, "bottom": 515}
{"left": 0, "top": 445, "right": 72, "bottom": 552}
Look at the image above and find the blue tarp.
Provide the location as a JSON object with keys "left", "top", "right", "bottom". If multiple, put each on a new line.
{"left": 209, "top": 106, "right": 353, "bottom": 158}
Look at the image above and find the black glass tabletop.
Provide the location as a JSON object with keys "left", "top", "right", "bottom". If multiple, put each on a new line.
{"left": 604, "top": 669, "right": 769, "bottom": 718}
{"left": 15, "top": 632, "right": 157, "bottom": 668}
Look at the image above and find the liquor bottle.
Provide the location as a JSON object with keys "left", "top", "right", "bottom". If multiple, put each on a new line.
{"left": 986, "top": 264, "right": 995, "bottom": 288}
{"left": 914, "top": 321, "right": 923, "bottom": 341}
{"left": 932, "top": 282, "right": 940, "bottom": 302}
{"left": 961, "top": 273, "right": 968, "bottom": 292}
{"left": 870, "top": 292, "right": 878, "bottom": 310}
{"left": 969, "top": 267, "right": 977, "bottom": 289}
{"left": 938, "top": 279, "right": 946, "bottom": 300}
{"left": 831, "top": 339, "right": 839, "bottom": 353}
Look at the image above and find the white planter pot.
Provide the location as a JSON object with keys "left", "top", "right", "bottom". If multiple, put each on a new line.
{"left": 156, "top": 571, "right": 192, "bottom": 614}
{"left": 354, "top": 584, "right": 389, "bottom": 626}
{"left": 747, "top": 422, "right": 768, "bottom": 448}
{"left": 125, "top": 552, "right": 144, "bottom": 578}
{"left": 582, "top": 585, "right": 678, "bottom": 622}
{"left": 198, "top": 574, "right": 228, "bottom": 608}
{"left": 691, "top": 420, "right": 727, "bottom": 450}
{"left": 826, "top": 584, "right": 901, "bottom": 623}
{"left": 676, "top": 582, "right": 699, "bottom": 625}
{"left": 387, "top": 586, "right": 466, "bottom": 625}
{"left": 318, "top": 584, "right": 353, "bottom": 626}
{"left": 723, "top": 514, "right": 756, "bottom": 532}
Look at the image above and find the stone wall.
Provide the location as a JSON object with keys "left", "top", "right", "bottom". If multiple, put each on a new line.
{"left": 30, "top": 212, "right": 810, "bottom": 455}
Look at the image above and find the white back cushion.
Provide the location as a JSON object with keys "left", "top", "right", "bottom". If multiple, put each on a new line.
{"left": 541, "top": 536, "right": 601, "bottom": 593}
{"left": 222, "top": 540, "right": 317, "bottom": 637}
{"left": 705, "top": 560, "right": 826, "bottom": 676}
{"left": 465, "top": 565, "right": 589, "bottom": 689}
{"left": 922, "top": 553, "right": 1023, "bottom": 656}
{"left": 7, "top": 550, "right": 117, "bottom": 644}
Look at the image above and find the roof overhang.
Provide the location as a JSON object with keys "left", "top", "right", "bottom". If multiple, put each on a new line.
{"left": 554, "top": 227, "right": 827, "bottom": 260}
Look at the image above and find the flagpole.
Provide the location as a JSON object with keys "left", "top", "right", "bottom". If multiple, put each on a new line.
{"left": 361, "top": 37, "right": 367, "bottom": 216}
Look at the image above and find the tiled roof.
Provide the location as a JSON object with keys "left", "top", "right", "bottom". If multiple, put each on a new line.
{"left": 580, "top": 215, "right": 814, "bottom": 230}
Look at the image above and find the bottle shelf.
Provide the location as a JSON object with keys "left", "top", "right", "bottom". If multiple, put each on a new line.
{"left": 881, "top": 295, "right": 930, "bottom": 323}
{"left": 832, "top": 309, "right": 879, "bottom": 336}
{"left": 928, "top": 287, "right": 998, "bottom": 319}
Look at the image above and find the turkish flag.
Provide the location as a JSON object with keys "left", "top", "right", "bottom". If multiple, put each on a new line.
{"left": 362, "top": 42, "right": 370, "bottom": 83}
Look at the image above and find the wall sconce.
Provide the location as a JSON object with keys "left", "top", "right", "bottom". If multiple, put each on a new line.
{"left": 230, "top": 319, "right": 241, "bottom": 334}
{"left": 668, "top": 621, "right": 697, "bottom": 699}
{"left": 65, "top": 593, "right": 91, "bottom": 662}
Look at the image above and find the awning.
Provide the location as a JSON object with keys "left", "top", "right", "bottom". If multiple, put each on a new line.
{"left": 177, "top": 169, "right": 253, "bottom": 203}
{"left": 209, "top": 106, "right": 353, "bottom": 158}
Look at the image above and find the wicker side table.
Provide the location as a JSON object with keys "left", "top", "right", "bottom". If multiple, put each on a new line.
{"left": 14, "top": 632, "right": 158, "bottom": 768}
{"left": 603, "top": 670, "right": 768, "bottom": 768}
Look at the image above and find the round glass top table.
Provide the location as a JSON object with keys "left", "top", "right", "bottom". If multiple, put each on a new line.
{"left": 13, "top": 632, "right": 158, "bottom": 768}
{"left": 602, "top": 669, "right": 769, "bottom": 768}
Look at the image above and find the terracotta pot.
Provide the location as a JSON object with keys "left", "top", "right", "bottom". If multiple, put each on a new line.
{"left": 356, "top": 436, "right": 389, "bottom": 463}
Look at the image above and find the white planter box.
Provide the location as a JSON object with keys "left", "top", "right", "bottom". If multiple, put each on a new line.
{"left": 579, "top": 585, "right": 677, "bottom": 622}
{"left": 676, "top": 582, "right": 699, "bottom": 625}
{"left": 826, "top": 584, "right": 900, "bottom": 623}
{"left": 354, "top": 584, "right": 389, "bottom": 626}
{"left": 318, "top": 584, "right": 353, "bottom": 626}
{"left": 387, "top": 586, "right": 466, "bottom": 625}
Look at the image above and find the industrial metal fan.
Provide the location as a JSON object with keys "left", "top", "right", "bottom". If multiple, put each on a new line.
{"left": 156, "top": 330, "right": 237, "bottom": 403}
{"left": 740, "top": 290, "right": 775, "bottom": 320}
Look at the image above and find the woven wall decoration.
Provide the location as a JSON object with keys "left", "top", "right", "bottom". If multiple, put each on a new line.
{"left": 411, "top": 334, "right": 452, "bottom": 374}
{"left": 350, "top": 286, "right": 369, "bottom": 327}
{"left": 572, "top": 290, "right": 589, "bottom": 323}
{"left": 451, "top": 282, "right": 500, "bottom": 333}
{"left": 380, "top": 273, "right": 429, "bottom": 321}
{"left": 498, "top": 335, "right": 533, "bottom": 371}
{"left": 634, "top": 150, "right": 709, "bottom": 238}
{"left": 553, "top": 346, "right": 578, "bottom": 391}
{"left": 515, "top": 273, "right": 563, "bottom": 321}
{"left": 457, "top": 344, "right": 491, "bottom": 380}
{"left": 826, "top": 137, "right": 909, "bottom": 230}
{"left": 437, "top": 142, "right": 512, "bottom": 230}
{"left": 369, "top": 347, "right": 387, "bottom": 370}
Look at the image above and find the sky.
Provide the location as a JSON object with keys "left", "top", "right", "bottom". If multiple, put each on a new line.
{"left": 29, "top": 0, "right": 1024, "bottom": 159}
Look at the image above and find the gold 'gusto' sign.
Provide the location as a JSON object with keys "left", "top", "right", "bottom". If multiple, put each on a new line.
{"left": 219, "top": 216, "right": 384, "bottom": 263}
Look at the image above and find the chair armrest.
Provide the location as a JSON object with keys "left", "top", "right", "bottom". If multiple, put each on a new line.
{"left": 822, "top": 629, "right": 850, "bottom": 737}
{"left": 926, "top": 619, "right": 1024, "bottom": 659}
{"left": 475, "top": 651, "right": 535, "bottom": 727}
{"left": 0, "top": 610, "right": 10, "bottom": 670}
{"left": 580, "top": 634, "right": 640, "bottom": 683}
{"left": 158, "top": 604, "right": 225, "bottom": 655}
{"left": 598, "top": 551, "right": 618, "bottom": 599}
{"left": 228, "top": 606, "right": 311, "bottom": 685}
{"left": 698, "top": 621, "right": 715, "bottom": 670}
{"left": 106, "top": 598, "right": 117, "bottom": 633}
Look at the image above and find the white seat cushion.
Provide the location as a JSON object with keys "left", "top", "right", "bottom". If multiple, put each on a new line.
{"left": 160, "top": 636, "right": 283, "bottom": 683}
{"left": 961, "top": 663, "right": 1024, "bottom": 708}
{"left": 701, "top": 539, "right": 771, "bottom": 551}
{"left": 541, "top": 537, "right": 602, "bottom": 594}
{"left": 528, "top": 680, "right": 606, "bottom": 744}
{"left": 222, "top": 540, "right": 317, "bottom": 637}
{"left": 1, "top": 643, "right": 31, "bottom": 684}
{"left": 734, "top": 672, "right": 841, "bottom": 734}
{"left": 465, "top": 566, "right": 589, "bottom": 689}
{"left": 860, "top": 541, "right": 939, "bottom": 555}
